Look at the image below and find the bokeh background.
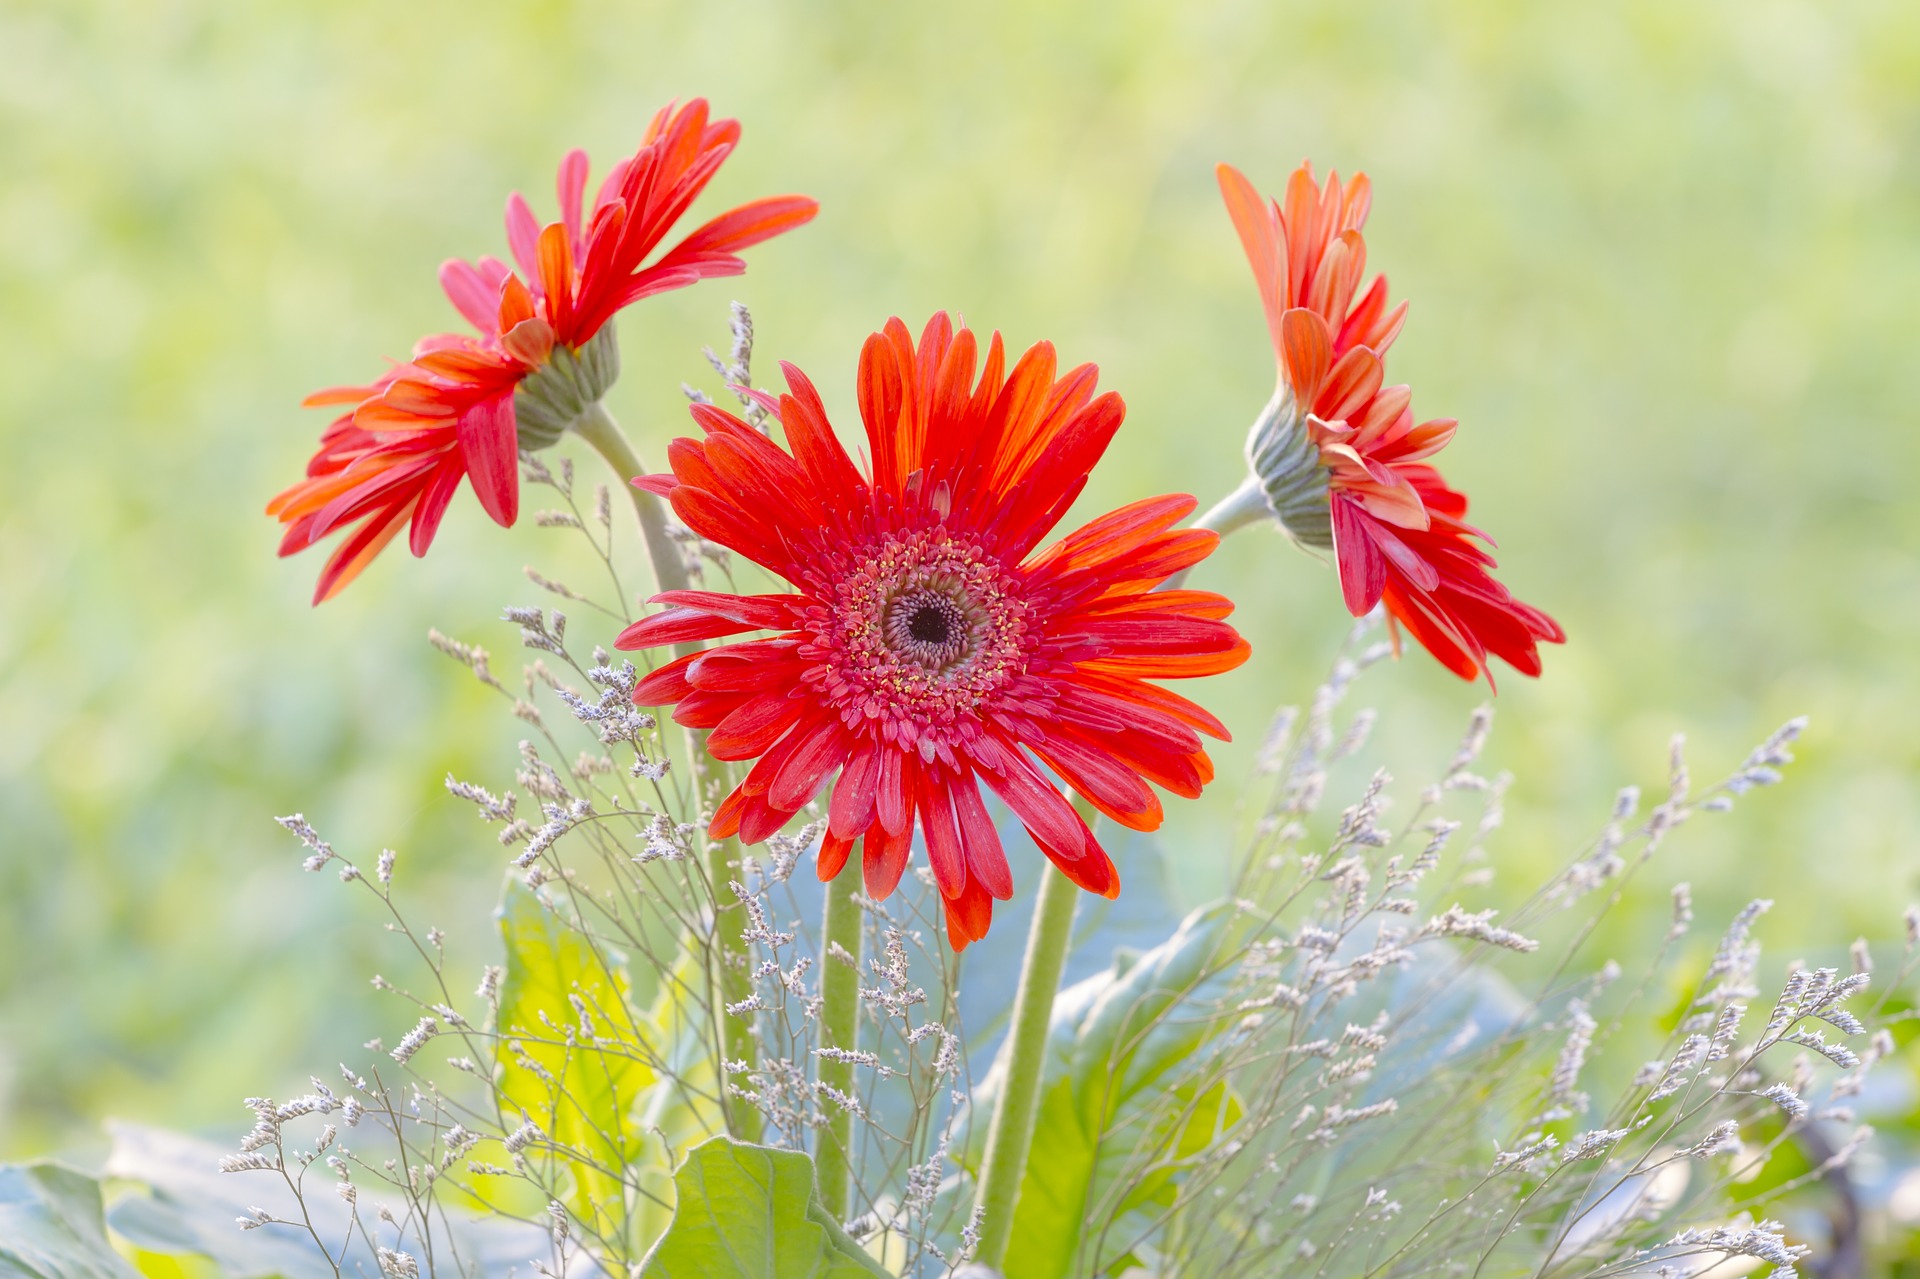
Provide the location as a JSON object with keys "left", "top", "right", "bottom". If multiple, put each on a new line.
{"left": 2, "top": 0, "right": 1916, "bottom": 1223}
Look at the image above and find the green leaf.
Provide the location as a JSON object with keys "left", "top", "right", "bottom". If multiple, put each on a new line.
{"left": 496, "top": 879, "right": 655, "bottom": 1225}
{"left": 0, "top": 1162, "right": 140, "bottom": 1279}
{"left": 637, "top": 1138, "right": 893, "bottom": 1278}
{"left": 961, "top": 904, "right": 1243, "bottom": 1279}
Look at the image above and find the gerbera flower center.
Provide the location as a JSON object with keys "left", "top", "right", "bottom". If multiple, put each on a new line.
{"left": 887, "top": 592, "right": 970, "bottom": 668}
{"left": 809, "top": 526, "right": 1034, "bottom": 736}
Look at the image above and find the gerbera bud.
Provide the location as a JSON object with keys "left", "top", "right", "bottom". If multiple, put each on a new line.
{"left": 1244, "top": 383, "right": 1334, "bottom": 551}
{"left": 512, "top": 327, "right": 622, "bottom": 449}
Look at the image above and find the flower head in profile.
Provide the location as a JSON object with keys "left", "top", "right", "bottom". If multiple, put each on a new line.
{"left": 1218, "top": 162, "right": 1562, "bottom": 683}
{"left": 269, "top": 100, "right": 817, "bottom": 603}
{"left": 615, "top": 314, "right": 1248, "bottom": 948}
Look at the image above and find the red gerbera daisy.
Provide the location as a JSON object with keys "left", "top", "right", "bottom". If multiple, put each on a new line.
{"left": 269, "top": 99, "right": 818, "bottom": 603}
{"left": 614, "top": 313, "right": 1249, "bottom": 948}
{"left": 1218, "top": 162, "right": 1563, "bottom": 682}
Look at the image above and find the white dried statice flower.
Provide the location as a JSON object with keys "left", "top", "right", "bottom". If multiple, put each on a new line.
{"left": 1650, "top": 1035, "right": 1709, "bottom": 1102}
{"left": 1421, "top": 904, "right": 1539, "bottom": 952}
{"left": 1546, "top": 999, "right": 1596, "bottom": 1115}
{"left": 1688, "top": 1120, "right": 1743, "bottom": 1159}
{"left": 503, "top": 1120, "right": 543, "bottom": 1155}
{"left": 1666, "top": 1218, "right": 1805, "bottom": 1268}
{"left": 389, "top": 1017, "right": 439, "bottom": 1064}
{"left": 376, "top": 1248, "right": 420, "bottom": 1279}
{"left": 1561, "top": 1127, "right": 1631, "bottom": 1163}
{"left": 1493, "top": 1133, "right": 1559, "bottom": 1172}
{"left": 1758, "top": 1083, "right": 1809, "bottom": 1121}
{"left": 1669, "top": 882, "right": 1694, "bottom": 941}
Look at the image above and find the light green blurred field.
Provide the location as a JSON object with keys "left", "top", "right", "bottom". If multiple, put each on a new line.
{"left": 1, "top": 0, "right": 1917, "bottom": 1165}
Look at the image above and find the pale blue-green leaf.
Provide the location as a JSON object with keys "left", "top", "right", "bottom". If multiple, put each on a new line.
{"left": 0, "top": 1162, "right": 140, "bottom": 1279}
{"left": 102, "top": 1122, "right": 551, "bottom": 1279}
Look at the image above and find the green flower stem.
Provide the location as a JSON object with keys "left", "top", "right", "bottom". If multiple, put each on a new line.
{"left": 1194, "top": 472, "right": 1272, "bottom": 537}
{"left": 570, "top": 399, "right": 760, "bottom": 1141}
{"left": 972, "top": 804, "right": 1090, "bottom": 1268}
{"left": 814, "top": 869, "right": 864, "bottom": 1221}
{"left": 1161, "top": 473, "right": 1271, "bottom": 594}
{"left": 571, "top": 400, "right": 688, "bottom": 604}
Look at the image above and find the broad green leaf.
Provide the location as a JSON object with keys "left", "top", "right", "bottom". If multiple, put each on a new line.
{"left": 638, "top": 1138, "right": 891, "bottom": 1278}
{"left": 0, "top": 1162, "right": 139, "bottom": 1279}
{"left": 961, "top": 904, "right": 1243, "bottom": 1279}
{"left": 103, "top": 1121, "right": 548, "bottom": 1279}
{"left": 496, "top": 879, "right": 655, "bottom": 1229}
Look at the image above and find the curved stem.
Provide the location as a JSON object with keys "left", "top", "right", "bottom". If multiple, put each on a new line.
{"left": 570, "top": 400, "right": 759, "bottom": 1141}
{"left": 1162, "top": 473, "right": 1271, "bottom": 593}
{"left": 1194, "top": 472, "right": 1271, "bottom": 537}
{"left": 571, "top": 400, "right": 687, "bottom": 601}
{"left": 814, "top": 870, "right": 864, "bottom": 1221}
{"left": 972, "top": 803, "right": 1090, "bottom": 1267}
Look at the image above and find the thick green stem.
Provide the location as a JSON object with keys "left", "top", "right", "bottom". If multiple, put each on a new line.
{"left": 1193, "top": 472, "right": 1272, "bottom": 536}
{"left": 1162, "top": 474, "right": 1270, "bottom": 594}
{"left": 570, "top": 400, "right": 759, "bottom": 1141}
{"left": 972, "top": 835, "right": 1085, "bottom": 1266}
{"left": 814, "top": 870, "right": 864, "bottom": 1221}
{"left": 571, "top": 400, "right": 688, "bottom": 601}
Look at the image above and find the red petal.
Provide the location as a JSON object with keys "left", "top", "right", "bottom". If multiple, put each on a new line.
{"left": 943, "top": 878, "right": 996, "bottom": 950}
{"left": 660, "top": 194, "right": 819, "bottom": 260}
{"left": 649, "top": 589, "right": 806, "bottom": 631}
{"left": 707, "top": 691, "right": 807, "bottom": 761}
{"left": 615, "top": 606, "right": 765, "bottom": 650}
{"left": 1331, "top": 498, "right": 1389, "bottom": 616}
{"left": 875, "top": 747, "right": 912, "bottom": 837}
{"left": 631, "top": 652, "right": 698, "bottom": 704}
{"left": 919, "top": 779, "right": 968, "bottom": 901}
{"left": 1218, "top": 163, "right": 1287, "bottom": 362}
{"left": 407, "top": 456, "right": 466, "bottom": 557}
{"left": 1028, "top": 729, "right": 1162, "bottom": 833}
{"left": 767, "top": 722, "right": 847, "bottom": 811}
{"left": 951, "top": 777, "right": 1012, "bottom": 900}
{"left": 1280, "top": 308, "right": 1331, "bottom": 405}
{"left": 817, "top": 829, "right": 854, "bottom": 881}
{"left": 456, "top": 393, "right": 519, "bottom": 527}
{"left": 975, "top": 739, "right": 1084, "bottom": 863}
{"left": 828, "top": 744, "right": 880, "bottom": 840}
{"left": 862, "top": 823, "right": 912, "bottom": 900}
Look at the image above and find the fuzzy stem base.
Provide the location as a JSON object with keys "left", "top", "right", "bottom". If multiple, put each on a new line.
{"left": 972, "top": 844, "right": 1083, "bottom": 1266}
{"left": 814, "top": 870, "right": 864, "bottom": 1221}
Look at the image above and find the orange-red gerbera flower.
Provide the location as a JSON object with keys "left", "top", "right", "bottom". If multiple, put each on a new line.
{"left": 614, "top": 314, "right": 1249, "bottom": 948}
{"left": 269, "top": 100, "right": 818, "bottom": 603}
{"left": 1218, "top": 162, "right": 1562, "bottom": 683}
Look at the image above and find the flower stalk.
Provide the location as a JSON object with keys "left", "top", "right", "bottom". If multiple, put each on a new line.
{"left": 814, "top": 869, "right": 864, "bottom": 1220}
{"left": 571, "top": 398, "right": 760, "bottom": 1140}
{"left": 570, "top": 399, "right": 689, "bottom": 607}
{"left": 971, "top": 811, "right": 1089, "bottom": 1267}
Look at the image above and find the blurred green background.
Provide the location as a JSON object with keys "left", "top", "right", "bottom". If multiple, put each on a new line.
{"left": 1, "top": 0, "right": 1916, "bottom": 1197}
